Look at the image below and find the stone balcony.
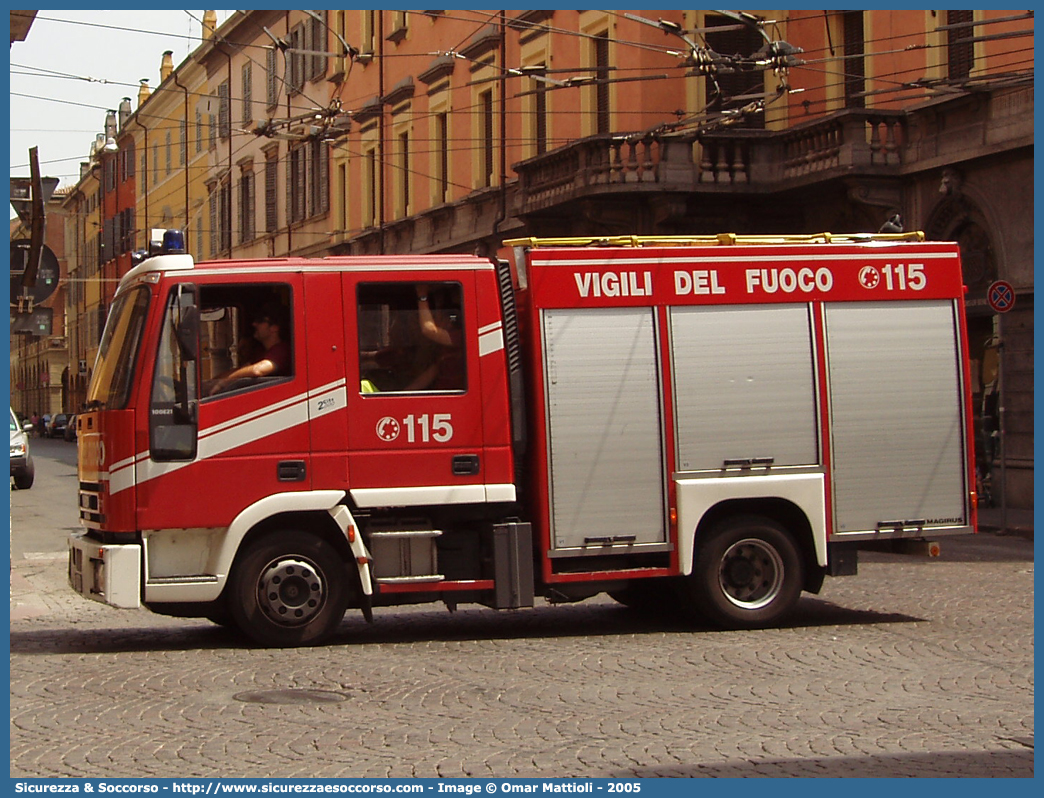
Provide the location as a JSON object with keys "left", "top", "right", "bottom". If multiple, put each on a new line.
{"left": 514, "top": 109, "right": 908, "bottom": 216}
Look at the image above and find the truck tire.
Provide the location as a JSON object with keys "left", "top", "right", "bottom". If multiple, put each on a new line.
{"left": 13, "top": 457, "right": 34, "bottom": 490}
{"left": 228, "top": 532, "right": 349, "bottom": 647}
{"left": 683, "top": 515, "right": 803, "bottom": 629}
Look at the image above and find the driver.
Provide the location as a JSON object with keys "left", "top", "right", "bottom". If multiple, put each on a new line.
{"left": 207, "top": 303, "right": 290, "bottom": 396}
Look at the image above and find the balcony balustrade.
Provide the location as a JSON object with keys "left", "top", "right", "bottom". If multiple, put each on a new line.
{"left": 514, "top": 109, "right": 907, "bottom": 216}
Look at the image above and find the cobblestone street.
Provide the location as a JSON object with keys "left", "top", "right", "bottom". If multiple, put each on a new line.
{"left": 10, "top": 526, "right": 1034, "bottom": 779}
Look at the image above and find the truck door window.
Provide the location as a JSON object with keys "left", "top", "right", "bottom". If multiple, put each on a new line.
{"left": 358, "top": 282, "right": 466, "bottom": 393}
{"left": 198, "top": 284, "right": 294, "bottom": 398}
{"left": 150, "top": 284, "right": 199, "bottom": 461}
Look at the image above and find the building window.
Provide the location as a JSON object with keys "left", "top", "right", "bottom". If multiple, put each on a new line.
{"left": 396, "top": 130, "right": 410, "bottom": 216}
{"left": 196, "top": 110, "right": 204, "bottom": 153}
{"left": 221, "top": 179, "right": 232, "bottom": 252}
{"left": 265, "top": 149, "right": 279, "bottom": 232}
{"left": 218, "top": 81, "right": 231, "bottom": 140}
{"left": 120, "top": 142, "right": 135, "bottom": 180}
{"left": 311, "top": 138, "right": 328, "bottom": 217}
{"left": 842, "top": 11, "right": 866, "bottom": 109}
{"left": 286, "top": 139, "right": 329, "bottom": 224}
{"left": 165, "top": 130, "right": 172, "bottom": 174}
{"left": 288, "top": 144, "right": 306, "bottom": 224}
{"left": 435, "top": 112, "right": 449, "bottom": 204}
{"left": 480, "top": 89, "right": 494, "bottom": 188}
{"left": 208, "top": 97, "right": 217, "bottom": 150}
{"left": 288, "top": 24, "right": 305, "bottom": 94}
{"left": 947, "top": 10, "right": 975, "bottom": 81}
{"left": 704, "top": 13, "right": 765, "bottom": 129}
{"left": 593, "top": 33, "right": 610, "bottom": 135}
{"left": 208, "top": 189, "right": 218, "bottom": 256}
{"left": 242, "top": 62, "right": 253, "bottom": 125}
{"left": 179, "top": 121, "right": 187, "bottom": 165}
{"left": 535, "top": 73, "right": 549, "bottom": 155}
{"left": 266, "top": 47, "right": 279, "bottom": 108}
{"left": 362, "top": 10, "right": 376, "bottom": 55}
{"left": 364, "top": 147, "right": 377, "bottom": 227}
{"left": 120, "top": 207, "right": 134, "bottom": 254}
{"left": 334, "top": 11, "right": 349, "bottom": 76}
{"left": 239, "top": 168, "right": 255, "bottom": 243}
{"left": 308, "top": 10, "right": 326, "bottom": 81}
{"left": 210, "top": 179, "right": 232, "bottom": 255}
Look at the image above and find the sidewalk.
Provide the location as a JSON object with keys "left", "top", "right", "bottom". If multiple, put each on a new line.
{"left": 978, "top": 505, "right": 1034, "bottom": 540}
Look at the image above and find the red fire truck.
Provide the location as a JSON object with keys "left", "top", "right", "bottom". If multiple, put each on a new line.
{"left": 69, "top": 231, "right": 976, "bottom": 646}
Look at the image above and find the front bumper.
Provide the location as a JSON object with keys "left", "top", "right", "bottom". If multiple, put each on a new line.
{"left": 68, "top": 533, "right": 142, "bottom": 608}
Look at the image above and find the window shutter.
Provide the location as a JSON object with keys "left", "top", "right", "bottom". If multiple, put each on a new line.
{"left": 295, "top": 146, "right": 306, "bottom": 221}
{"left": 704, "top": 14, "right": 766, "bottom": 129}
{"left": 242, "top": 63, "right": 253, "bottom": 125}
{"left": 842, "top": 12, "right": 866, "bottom": 109}
{"left": 309, "top": 11, "right": 327, "bottom": 81}
{"left": 594, "top": 34, "right": 610, "bottom": 135}
{"left": 947, "top": 10, "right": 974, "bottom": 81}
{"left": 218, "top": 82, "right": 231, "bottom": 139}
{"left": 209, "top": 190, "right": 217, "bottom": 256}
{"left": 319, "top": 140, "right": 329, "bottom": 214}
{"left": 269, "top": 151, "right": 281, "bottom": 233}
{"left": 267, "top": 48, "right": 279, "bottom": 108}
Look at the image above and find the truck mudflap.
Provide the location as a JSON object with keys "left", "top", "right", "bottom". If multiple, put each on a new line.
{"left": 68, "top": 533, "right": 142, "bottom": 608}
{"left": 329, "top": 505, "right": 373, "bottom": 597}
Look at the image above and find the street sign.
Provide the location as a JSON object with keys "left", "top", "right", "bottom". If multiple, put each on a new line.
{"left": 10, "top": 175, "right": 58, "bottom": 226}
{"left": 986, "top": 280, "right": 1015, "bottom": 313}
{"left": 10, "top": 306, "right": 52, "bottom": 336}
{"left": 10, "top": 239, "right": 59, "bottom": 304}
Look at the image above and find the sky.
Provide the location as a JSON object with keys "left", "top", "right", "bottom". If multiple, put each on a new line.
{"left": 9, "top": 9, "right": 234, "bottom": 219}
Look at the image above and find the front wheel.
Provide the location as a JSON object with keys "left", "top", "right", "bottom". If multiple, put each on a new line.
{"left": 229, "top": 532, "right": 349, "bottom": 647}
{"left": 682, "top": 515, "right": 803, "bottom": 629}
{"left": 13, "top": 457, "right": 34, "bottom": 490}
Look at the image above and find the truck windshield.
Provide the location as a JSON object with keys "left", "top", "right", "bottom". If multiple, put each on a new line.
{"left": 86, "top": 285, "right": 151, "bottom": 410}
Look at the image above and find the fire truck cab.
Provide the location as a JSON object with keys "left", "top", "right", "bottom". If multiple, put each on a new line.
{"left": 69, "top": 231, "right": 976, "bottom": 646}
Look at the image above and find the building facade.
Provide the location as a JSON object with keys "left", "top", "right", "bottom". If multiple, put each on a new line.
{"left": 32, "top": 9, "right": 1033, "bottom": 507}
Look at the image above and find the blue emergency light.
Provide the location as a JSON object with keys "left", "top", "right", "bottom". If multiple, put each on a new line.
{"left": 162, "top": 229, "right": 186, "bottom": 254}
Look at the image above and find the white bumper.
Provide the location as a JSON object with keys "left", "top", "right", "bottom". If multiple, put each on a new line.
{"left": 68, "top": 533, "right": 142, "bottom": 609}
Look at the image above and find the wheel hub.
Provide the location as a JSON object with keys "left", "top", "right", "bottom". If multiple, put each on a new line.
{"left": 257, "top": 557, "right": 325, "bottom": 626}
{"left": 718, "top": 538, "right": 785, "bottom": 610}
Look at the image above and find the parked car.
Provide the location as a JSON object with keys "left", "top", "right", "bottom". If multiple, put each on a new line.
{"left": 46, "top": 413, "right": 68, "bottom": 438}
{"left": 64, "top": 414, "right": 78, "bottom": 442}
{"left": 10, "top": 408, "right": 34, "bottom": 490}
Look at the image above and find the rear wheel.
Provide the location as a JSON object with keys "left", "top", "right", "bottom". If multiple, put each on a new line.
{"left": 683, "top": 515, "right": 803, "bottom": 629}
{"left": 229, "top": 532, "right": 349, "bottom": 647}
